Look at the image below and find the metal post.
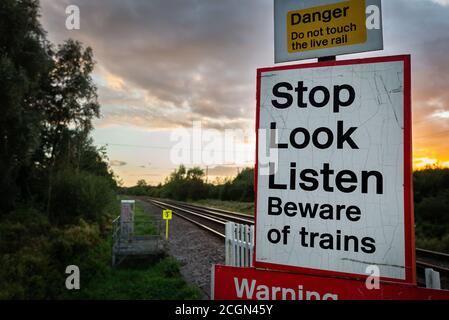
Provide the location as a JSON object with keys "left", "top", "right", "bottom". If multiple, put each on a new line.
{"left": 425, "top": 268, "right": 441, "bottom": 289}
{"left": 318, "top": 56, "right": 336, "bottom": 62}
{"left": 225, "top": 222, "right": 232, "bottom": 266}
{"left": 165, "top": 219, "right": 169, "bottom": 240}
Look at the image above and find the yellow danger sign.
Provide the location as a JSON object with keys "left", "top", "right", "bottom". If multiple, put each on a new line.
{"left": 287, "top": 0, "right": 367, "bottom": 53}
{"left": 163, "top": 209, "right": 172, "bottom": 220}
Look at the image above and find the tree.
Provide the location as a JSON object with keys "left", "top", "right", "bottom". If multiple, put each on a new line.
{"left": 39, "top": 39, "right": 99, "bottom": 166}
{"left": 186, "top": 167, "right": 204, "bottom": 181}
{"left": 0, "top": 1, "right": 115, "bottom": 218}
{"left": 35, "top": 40, "right": 100, "bottom": 216}
{"left": 0, "top": 0, "right": 51, "bottom": 212}
{"left": 136, "top": 179, "right": 147, "bottom": 187}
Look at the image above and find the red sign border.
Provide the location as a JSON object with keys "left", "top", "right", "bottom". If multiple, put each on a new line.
{"left": 212, "top": 265, "right": 449, "bottom": 300}
{"left": 254, "top": 55, "right": 415, "bottom": 285}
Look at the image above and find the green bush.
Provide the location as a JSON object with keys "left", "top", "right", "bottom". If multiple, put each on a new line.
{"left": 416, "top": 234, "right": 449, "bottom": 253}
{"left": 50, "top": 169, "right": 116, "bottom": 224}
{"left": 0, "top": 206, "right": 105, "bottom": 299}
{"left": 415, "top": 190, "right": 449, "bottom": 239}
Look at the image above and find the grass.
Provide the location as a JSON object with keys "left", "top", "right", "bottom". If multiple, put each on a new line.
{"left": 133, "top": 200, "right": 159, "bottom": 236}
{"left": 66, "top": 199, "right": 202, "bottom": 300}
{"left": 190, "top": 199, "right": 255, "bottom": 216}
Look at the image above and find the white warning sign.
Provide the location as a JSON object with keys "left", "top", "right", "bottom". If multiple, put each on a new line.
{"left": 255, "top": 55, "right": 414, "bottom": 283}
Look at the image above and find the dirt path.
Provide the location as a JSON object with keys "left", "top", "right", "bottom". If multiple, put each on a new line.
{"left": 135, "top": 198, "right": 225, "bottom": 299}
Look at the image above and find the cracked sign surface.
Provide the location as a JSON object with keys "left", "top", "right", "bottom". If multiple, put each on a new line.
{"left": 255, "top": 56, "right": 414, "bottom": 283}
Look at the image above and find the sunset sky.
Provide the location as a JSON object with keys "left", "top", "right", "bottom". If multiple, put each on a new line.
{"left": 40, "top": 0, "right": 449, "bottom": 186}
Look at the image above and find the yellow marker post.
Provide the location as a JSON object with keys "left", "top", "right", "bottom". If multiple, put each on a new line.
{"left": 162, "top": 209, "right": 172, "bottom": 240}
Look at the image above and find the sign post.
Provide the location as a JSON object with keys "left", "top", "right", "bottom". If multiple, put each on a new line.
{"left": 163, "top": 209, "right": 172, "bottom": 240}
{"left": 255, "top": 55, "right": 414, "bottom": 284}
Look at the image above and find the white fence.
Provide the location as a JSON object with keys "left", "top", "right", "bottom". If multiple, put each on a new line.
{"left": 225, "top": 222, "right": 254, "bottom": 267}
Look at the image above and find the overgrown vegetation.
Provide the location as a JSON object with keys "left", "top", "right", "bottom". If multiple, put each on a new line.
{"left": 414, "top": 167, "right": 449, "bottom": 252}
{"left": 0, "top": 205, "right": 114, "bottom": 299}
{"left": 0, "top": 0, "right": 117, "bottom": 299}
{"left": 69, "top": 256, "right": 201, "bottom": 300}
{"left": 64, "top": 201, "right": 201, "bottom": 300}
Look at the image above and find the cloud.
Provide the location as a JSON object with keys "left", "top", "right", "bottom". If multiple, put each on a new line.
{"left": 431, "top": 0, "right": 449, "bottom": 6}
{"left": 40, "top": 0, "right": 272, "bottom": 130}
{"left": 110, "top": 160, "right": 127, "bottom": 167}
{"left": 432, "top": 111, "right": 449, "bottom": 119}
{"left": 39, "top": 0, "right": 449, "bottom": 156}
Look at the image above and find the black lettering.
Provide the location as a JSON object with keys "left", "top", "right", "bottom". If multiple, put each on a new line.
{"left": 319, "top": 233, "right": 334, "bottom": 249}
{"left": 310, "top": 232, "right": 320, "bottom": 247}
{"left": 346, "top": 206, "right": 361, "bottom": 222}
{"left": 344, "top": 235, "right": 359, "bottom": 252}
{"left": 332, "top": 8, "right": 342, "bottom": 19}
{"left": 295, "top": 81, "right": 308, "bottom": 108}
{"left": 272, "top": 82, "right": 293, "bottom": 109}
{"left": 268, "top": 197, "right": 282, "bottom": 215}
{"left": 361, "top": 171, "right": 383, "bottom": 194}
{"left": 268, "top": 229, "right": 281, "bottom": 244}
{"left": 299, "top": 227, "right": 309, "bottom": 247}
{"left": 361, "top": 237, "right": 376, "bottom": 254}
{"left": 269, "top": 163, "right": 287, "bottom": 190}
{"left": 319, "top": 204, "right": 333, "bottom": 220}
{"left": 291, "top": 13, "right": 301, "bottom": 25}
{"left": 270, "top": 122, "right": 288, "bottom": 149}
{"left": 334, "top": 84, "right": 355, "bottom": 113}
{"left": 336, "top": 230, "right": 342, "bottom": 250}
{"left": 337, "top": 121, "right": 359, "bottom": 149}
{"left": 298, "top": 202, "right": 319, "bottom": 219}
{"left": 310, "top": 86, "right": 330, "bottom": 108}
{"left": 290, "top": 162, "right": 296, "bottom": 190}
{"left": 322, "top": 10, "right": 332, "bottom": 23}
{"left": 336, "top": 170, "right": 358, "bottom": 193}
{"left": 284, "top": 201, "right": 297, "bottom": 217}
{"left": 299, "top": 169, "right": 319, "bottom": 191}
{"left": 320, "top": 163, "right": 334, "bottom": 192}
{"left": 290, "top": 127, "right": 310, "bottom": 149}
{"left": 312, "top": 127, "right": 334, "bottom": 149}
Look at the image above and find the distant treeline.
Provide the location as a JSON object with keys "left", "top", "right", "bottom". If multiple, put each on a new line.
{"left": 121, "top": 165, "right": 254, "bottom": 202}
{"left": 123, "top": 166, "right": 449, "bottom": 252}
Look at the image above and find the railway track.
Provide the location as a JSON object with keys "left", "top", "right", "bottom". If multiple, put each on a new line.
{"left": 146, "top": 197, "right": 449, "bottom": 287}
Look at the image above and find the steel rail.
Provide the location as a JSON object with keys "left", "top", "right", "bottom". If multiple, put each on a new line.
{"left": 153, "top": 197, "right": 254, "bottom": 219}
{"left": 149, "top": 199, "right": 225, "bottom": 239}
{"left": 159, "top": 199, "right": 255, "bottom": 225}
{"left": 151, "top": 199, "right": 227, "bottom": 225}
{"left": 416, "top": 248, "right": 449, "bottom": 261}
